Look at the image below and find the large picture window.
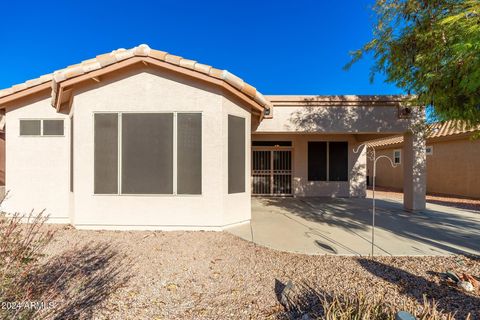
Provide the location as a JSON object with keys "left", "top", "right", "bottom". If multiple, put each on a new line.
{"left": 121, "top": 113, "right": 174, "bottom": 194}
{"left": 94, "top": 112, "right": 202, "bottom": 195}
{"left": 228, "top": 115, "right": 246, "bottom": 194}
{"left": 308, "top": 141, "right": 348, "bottom": 182}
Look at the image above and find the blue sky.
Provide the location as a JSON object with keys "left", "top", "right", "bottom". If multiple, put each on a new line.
{"left": 0, "top": 0, "right": 403, "bottom": 95}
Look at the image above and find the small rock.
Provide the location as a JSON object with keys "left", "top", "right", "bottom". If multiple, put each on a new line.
{"left": 395, "top": 311, "right": 416, "bottom": 320}
{"left": 166, "top": 283, "right": 178, "bottom": 291}
{"left": 301, "top": 313, "right": 312, "bottom": 320}
{"left": 280, "top": 280, "right": 294, "bottom": 306}
{"left": 458, "top": 281, "right": 474, "bottom": 292}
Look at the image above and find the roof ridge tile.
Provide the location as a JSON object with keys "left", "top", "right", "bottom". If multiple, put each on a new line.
{"left": 0, "top": 44, "right": 271, "bottom": 113}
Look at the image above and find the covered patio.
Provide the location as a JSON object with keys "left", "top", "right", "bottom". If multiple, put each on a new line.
{"left": 227, "top": 196, "right": 480, "bottom": 256}
{"left": 253, "top": 95, "right": 428, "bottom": 211}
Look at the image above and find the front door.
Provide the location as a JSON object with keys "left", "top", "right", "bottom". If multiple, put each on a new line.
{"left": 252, "top": 148, "right": 292, "bottom": 196}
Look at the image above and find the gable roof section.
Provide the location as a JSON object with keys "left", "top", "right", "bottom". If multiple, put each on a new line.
{"left": 368, "top": 120, "right": 480, "bottom": 147}
{"left": 0, "top": 44, "right": 271, "bottom": 115}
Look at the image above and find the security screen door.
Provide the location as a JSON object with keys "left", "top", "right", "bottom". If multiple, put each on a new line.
{"left": 252, "top": 147, "right": 292, "bottom": 196}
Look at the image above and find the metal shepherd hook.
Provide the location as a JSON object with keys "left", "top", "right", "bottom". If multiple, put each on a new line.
{"left": 353, "top": 142, "right": 398, "bottom": 257}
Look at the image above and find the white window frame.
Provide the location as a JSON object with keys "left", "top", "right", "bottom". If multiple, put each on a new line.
{"left": 393, "top": 149, "right": 401, "bottom": 164}
{"left": 19, "top": 118, "right": 65, "bottom": 137}
{"left": 426, "top": 145, "right": 433, "bottom": 156}
{"left": 92, "top": 111, "right": 202, "bottom": 197}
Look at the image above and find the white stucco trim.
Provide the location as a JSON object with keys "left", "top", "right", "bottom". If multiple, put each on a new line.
{"left": 74, "top": 219, "right": 251, "bottom": 231}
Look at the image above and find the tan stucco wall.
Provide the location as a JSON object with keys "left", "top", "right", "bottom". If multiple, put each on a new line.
{"left": 256, "top": 105, "right": 412, "bottom": 133}
{"left": 3, "top": 68, "right": 252, "bottom": 229}
{"left": 366, "top": 148, "right": 404, "bottom": 190}
{"left": 1, "top": 66, "right": 428, "bottom": 226}
{"left": 4, "top": 96, "right": 70, "bottom": 222}
{"left": 71, "top": 69, "right": 251, "bottom": 229}
{"left": 368, "top": 137, "right": 480, "bottom": 199}
{"left": 251, "top": 133, "right": 366, "bottom": 197}
{"left": 222, "top": 98, "right": 251, "bottom": 226}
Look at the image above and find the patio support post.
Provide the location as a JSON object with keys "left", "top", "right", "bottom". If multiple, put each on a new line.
{"left": 350, "top": 143, "right": 367, "bottom": 197}
{"left": 403, "top": 131, "right": 426, "bottom": 211}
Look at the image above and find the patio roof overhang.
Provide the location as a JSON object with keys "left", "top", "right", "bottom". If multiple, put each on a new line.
{"left": 266, "top": 95, "right": 407, "bottom": 107}
{"left": 254, "top": 95, "right": 420, "bottom": 135}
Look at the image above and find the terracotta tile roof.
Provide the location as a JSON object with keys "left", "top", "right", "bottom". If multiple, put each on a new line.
{"left": 0, "top": 44, "right": 271, "bottom": 112}
{"left": 367, "top": 136, "right": 404, "bottom": 148}
{"left": 427, "top": 120, "right": 479, "bottom": 138}
{"left": 367, "top": 120, "right": 480, "bottom": 147}
{"left": 0, "top": 74, "right": 53, "bottom": 99}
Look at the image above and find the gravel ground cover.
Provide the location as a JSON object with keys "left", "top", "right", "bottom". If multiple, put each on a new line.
{"left": 368, "top": 187, "right": 480, "bottom": 212}
{"left": 39, "top": 226, "right": 480, "bottom": 319}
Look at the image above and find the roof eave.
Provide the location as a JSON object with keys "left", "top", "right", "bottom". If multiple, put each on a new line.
{"left": 0, "top": 44, "right": 272, "bottom": 116}
{"left": 52, "top": 56, "right": 268, "bottom": 115}
{"left": 266, "top": 95, "right": 408, "bottom": 107}
{"left": 0, "top": 82, "right": 51, "bottom": 108}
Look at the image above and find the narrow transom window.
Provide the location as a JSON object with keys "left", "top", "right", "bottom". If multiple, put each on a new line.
{"left": 19, "top": 120, "right": 41, "bottom": 136}
{"left": 19, "top": 119, "right": 64, "bottom": 136}
{"left": 43, "top": 120, "right": 64, "bottom": 136}
{"left": 393, "top": 150, "right": 401, "bottom": 164}
{"left": 252, "top": 141, "right": 292, "bottom": 147}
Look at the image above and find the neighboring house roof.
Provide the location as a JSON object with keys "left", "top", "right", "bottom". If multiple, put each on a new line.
{"left": 428, "top": 120, "right": 479, "bottom": 138}
{"left": 0, "top": 44, "right": 271, "bottom": 115}
{"left": 368, "top": 120, "right": 480, "bottom": 148}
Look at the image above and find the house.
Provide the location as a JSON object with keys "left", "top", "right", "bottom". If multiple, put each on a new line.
{"left": 367, "top": 121, "right": 480, "bottom": 199}
{"left": 0, "top": 44, "right": 426, "bottom": 230}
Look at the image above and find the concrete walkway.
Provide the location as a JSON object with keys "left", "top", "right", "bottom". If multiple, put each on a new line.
{"left": 226, "top": 196, "right": 480, "bottom": 256}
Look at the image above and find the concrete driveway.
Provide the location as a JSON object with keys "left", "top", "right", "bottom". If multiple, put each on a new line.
{"left": 226, "top": 196, "right": 480, "bottom": 256}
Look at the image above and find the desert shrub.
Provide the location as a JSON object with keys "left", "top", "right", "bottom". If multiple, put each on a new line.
{"left": 320, "top": 294, "right": 457, "bottom": 320}
{"left": 277, "top": 282, "right": 460, "bottom": 320}
{"left": 0, "top": 209, "right": 131, "bottom": 319}
{"left": 0, "top": 210, "right": 55, "bottom": 319}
